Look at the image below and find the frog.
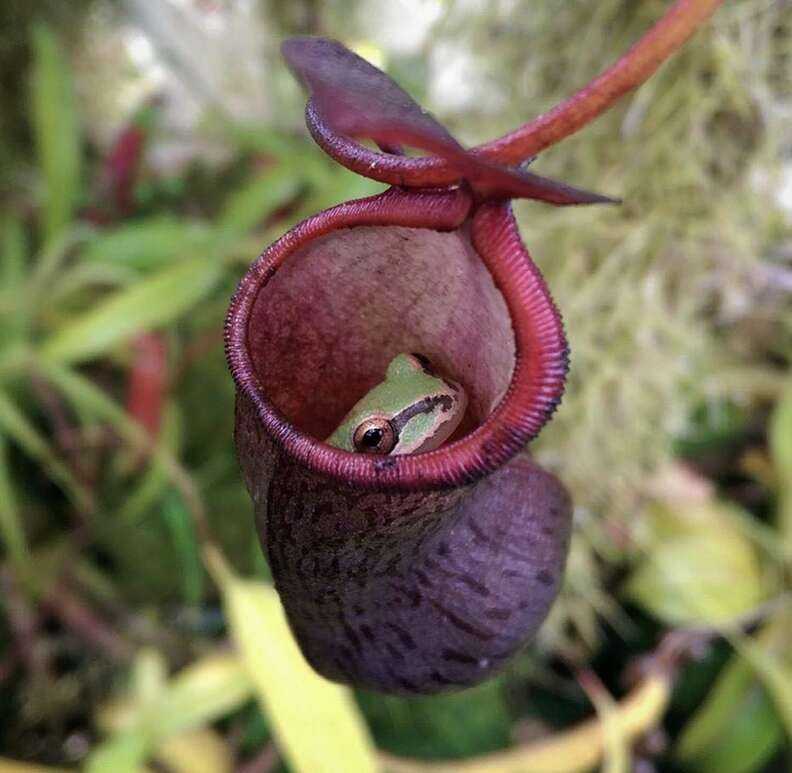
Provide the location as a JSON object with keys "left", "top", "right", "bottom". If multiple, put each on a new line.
{"left": 326, "top": 353, "right": 468, "bottom": 455}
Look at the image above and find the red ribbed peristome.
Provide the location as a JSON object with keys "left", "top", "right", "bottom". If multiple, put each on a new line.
{"left": 225, "top": 185, "right": 567, "bottom": 492}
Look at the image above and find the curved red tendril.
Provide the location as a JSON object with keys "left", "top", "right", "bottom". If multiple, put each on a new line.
{"left": 296, "top": 0, "right": 723, "bottom": 190}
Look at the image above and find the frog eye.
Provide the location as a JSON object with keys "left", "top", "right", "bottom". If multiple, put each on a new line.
{"left": 352, "top": 417, "right": 397, "bottom": 454}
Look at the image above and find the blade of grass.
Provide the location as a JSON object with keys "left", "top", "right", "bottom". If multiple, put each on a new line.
{"left": 36, "top": 361, "right": 154, "bottom": 449}
{"left": 28, "top": 224, "right": 94, "bottom": 295}
{"left": 31, "top": 25, "right": 82, "bottom": 242}
{"left": 49, "top": 262, "right": 140, "bottom": 305}
{"left": 118, "top": 404, "right": 180, "bottom": 523}
{"left": 1, "top": 216, "right": 26, "bottom": 284}
{"left": 40, "top": 256, "right": 221, "bottom": 365}
{"left": 677, "top": 645, "right": 783, "bottom": 773}
{"left": 0, "top": 435, "right": 29, "bottom": 573}
{"left": 79, "top": 217, "right": 213, "bottom": 271}
{"left": 1, "top": 217, "right": 29, "bottom": 344}
{"left": 90, "top": 651, "right": 253, "bottom": 771}
{"left": 216, "top": 165, "right": 302, "bottom": 237}
{"left": 146, "top": 653, "right": 253, "bottom": 739}
{"left": 34, "top": 361, "right": 209, "bottom": 541}
{"left": 769, "top": 380, "right": 792, "bottom": 549}
{"left": 161, "top": 490, "right": 203, "bottom": 606}
{"left": 731, "top": 620, "right": 792, "bottom": 740}
{"left": 0, "top": 389, "right": 90, "bottom": 511}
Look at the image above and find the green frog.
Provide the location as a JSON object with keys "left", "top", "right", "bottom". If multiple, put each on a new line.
{"left": 326, "top": 353, "right": 467, "bottom": 455}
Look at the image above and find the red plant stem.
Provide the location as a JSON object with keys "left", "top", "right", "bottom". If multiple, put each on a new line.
{"left": 105, "top": 126, "right": 146, "bottom": 216}
{"left": 307, "top": 0, "right": 724, "bottom": 188}
{"left": 478, "top": 0, "right": 725, "bottom": 164}
{"left": 126, "top": 332, "right": 169, "bottom": 441}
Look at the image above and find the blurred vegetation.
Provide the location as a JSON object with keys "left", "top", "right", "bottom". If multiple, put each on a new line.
{"left": 0, "top": 0, "right": 790, "bottom": 771}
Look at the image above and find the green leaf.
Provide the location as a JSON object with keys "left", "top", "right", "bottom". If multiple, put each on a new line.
{"left": 36, "top": 362, "right": 208, "bottom": 545}
{"left": 105, "top": 651, "right": 254, "bottom": 738}
{"left": 207, "top": 549, "right": 378, "bottom": 773}
{"left": 161, "top": 490, "right": 203, "bottom": 606}
{"left": 0, "top": 435, "right": 29, "bottom": 573}
{"left": 217, "top": 165, "right": 302, "bottom": 236}
{"left": 31, "top": 25, "right": 82, "bottom": 241}
{"left": 35, "top": 361, "right": 166, "bottom": 466}
{"left": 86, "top": 730, "right": 149, "bottom": 773}
{"left": 131, "top": 648, "right": 168, "bottom": 706}
{"left": 28, "top": 225, "right": 93, "bottom": 297}
{"left": 148, "top": 653, "right": 253, "bottom": 739}
{"left": 625, "top": 531, "right": 763, "bottom": 625}
{"left": 305, "top": 166, "right": 384, "bottom": 213}
{"left": 0, "top": 389, "right": 90, "bottom": 510}
{"left": 1, "top": 216, "right": 27, "bottom": 288}
{"left": 677, "top": 650, "right": 783, "bottom": 773}
{"left": 1, "top": 217, "right": 30, "bottom": 345}
{"left": 41, "top": 256, "right": 221, "bottom": 364}
{"left": 36, "top": 361, "right": 139, "bottom": 438}
{"left": 223, "top": 123, "right": 310, "bottom": 159}
{"left": 90, "top": 651, "right": 253, "bottom": 772}
{"left": 154, "top": 729, "right": 233, "bottom": 773}
{"left": 769, "top": 381, "right": 792, "bottom": 545}
{"left": 734, "top": 623, "right": 792, "bottom": 740}
{"left": 48, "top": 262, "right": 139, "bottom": 304}
{"left": 358, "top": 680, "right": 512, "bottom": 760}
{"left": 118, "top": 403, "right": 180, "bottom": 523}
{"left": 770, "top": 381, "right": 792, "bottom": 480}
{"left": 80, "top": 217, "right": 213, "bottom": 271}
{"left": 624, "top": 503, "right": 764, "bottom": 625}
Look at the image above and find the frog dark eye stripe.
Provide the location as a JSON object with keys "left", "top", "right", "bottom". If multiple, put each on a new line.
{"left": 389, "top": 394, "right": 454, "bottom": 437}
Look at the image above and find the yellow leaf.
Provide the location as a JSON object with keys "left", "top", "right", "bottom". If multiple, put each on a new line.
{"left": 97, "top": 651, "right": 252, "bottom": 741}
{"left": 91, "top": 651, "right": 253, "bottom": 772}
{"left": 152, "top": 653, "right": 253, "bottom": 739}
{"left": 207, "top": 549, "right": 377, "bottom": 773}
{"left": 155, "top": 729, "right": 233, "bottom": 773}
{"left": 381, "top": 672, "right": 670, "bottom": 773}
{"left": 579, "top": 674, "right": 629, "bottom": 773}
{"left": 625, "top": 502, "right": 765, "bottom": 625}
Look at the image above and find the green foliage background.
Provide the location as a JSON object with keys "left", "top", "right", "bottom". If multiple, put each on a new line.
{"left": 0, "top": 1, "right": 790, "bottom": 771}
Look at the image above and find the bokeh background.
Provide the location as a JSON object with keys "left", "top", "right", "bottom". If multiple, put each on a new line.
{"left": 1, "top": 1, "right": 790, "bottom": 771}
